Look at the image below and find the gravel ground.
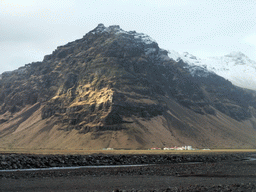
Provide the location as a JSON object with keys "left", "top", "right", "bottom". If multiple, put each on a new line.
{"left": 0, "top": 153, "right": 249, "bottom": 170}
{"left": 0, "top": 152, "right": 255, "bottom": 191}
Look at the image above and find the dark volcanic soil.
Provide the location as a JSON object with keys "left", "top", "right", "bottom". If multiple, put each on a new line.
{"left": 0, "top": 153, "right": 256, "bottom": 191}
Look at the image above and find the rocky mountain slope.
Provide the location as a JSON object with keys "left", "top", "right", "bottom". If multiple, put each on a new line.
{"left": 1, "top": 24, "right": 256, "bottom": 149}
{"left": 168, "top": 51, "right": 256, "bottom": 90}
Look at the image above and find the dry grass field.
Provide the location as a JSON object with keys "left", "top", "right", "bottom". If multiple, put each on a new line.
{"left": 0, "top": 147, "right": 255, "bottom": 155}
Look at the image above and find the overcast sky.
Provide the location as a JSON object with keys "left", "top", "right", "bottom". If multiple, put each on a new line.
{"left": 1, "top": 0, "right": 256, "bottom": 74}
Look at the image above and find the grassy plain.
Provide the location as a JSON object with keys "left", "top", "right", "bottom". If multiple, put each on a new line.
{"left": 0, "top": 147, "right": 255, "bottom": 155}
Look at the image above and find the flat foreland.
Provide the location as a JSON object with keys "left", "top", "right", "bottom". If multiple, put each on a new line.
{"left": 0, "top": 151, "right": 255, "bottom": 191}
{"left": 0, "top": 148, "right": 256, "bottom": 155}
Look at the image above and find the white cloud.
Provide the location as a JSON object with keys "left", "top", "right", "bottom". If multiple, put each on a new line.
{"left": 0, "top": 0, "right": 36, "bottom": 7}
{"left": 0, "top": 0, "right": 75, "bottom": 19}
{"left": 244, "top": 34, "right": 256, "bottom": 47}
{"left": 147, "top": 0, "right": 190, "bottom": 7}
{"left": 243, "top": 34, "right": 256, "bottom": 59}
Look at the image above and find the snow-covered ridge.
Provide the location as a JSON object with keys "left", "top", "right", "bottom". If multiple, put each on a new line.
{"left": 168, "top": 50, "right": 256, "bottom": 90}
{"left": 167, "top": 50, "right": 213, "bottom": 77}
{"left": 90, "top": 24, "right": 157, "bottom": 45}
{"left": 89, "top": 24, "right": 256, "bottom": 90}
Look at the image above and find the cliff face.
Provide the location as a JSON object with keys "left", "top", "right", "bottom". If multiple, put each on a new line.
{"left": 1, "top": 24, "right": 256, "bottom": 149}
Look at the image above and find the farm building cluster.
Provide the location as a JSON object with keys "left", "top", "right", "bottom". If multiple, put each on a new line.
{"left": 101, "top": 146, "right": 207, "bottom": 151}
{"left": 151, "top": 146, "right": 193, "bottom": 150}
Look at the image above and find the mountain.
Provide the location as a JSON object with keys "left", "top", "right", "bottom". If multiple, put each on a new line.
{"left": 1, "top": 24, "right": 256, "bottom": 149}
{"left": 168, "top": 51, "right": 256, "bottom": 90}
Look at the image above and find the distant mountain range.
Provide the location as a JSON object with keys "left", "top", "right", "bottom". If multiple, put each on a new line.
{"left": 0, "top": 24, "right": 256, "bottom": 149}
{"left": 168, "top": 51, "right": 256, "bottom": 90}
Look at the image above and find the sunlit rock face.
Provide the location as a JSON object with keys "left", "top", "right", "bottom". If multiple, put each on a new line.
{"left": 0, "top": 24, "right": 256, "bottom": 149}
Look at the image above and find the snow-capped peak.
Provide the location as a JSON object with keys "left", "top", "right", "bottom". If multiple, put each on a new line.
{"left": 168, "top": 50, "right": 256, "bottom": 90}
{"left": 90, "top": 24, "right": 157, "bottom": 45}
{"left": 212, "top": 51, "right": 256, "bottom": 67}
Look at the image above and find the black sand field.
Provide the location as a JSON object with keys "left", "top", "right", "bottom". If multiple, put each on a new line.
{"left": 0, "top": 152, "right": 256, "bottom": 191}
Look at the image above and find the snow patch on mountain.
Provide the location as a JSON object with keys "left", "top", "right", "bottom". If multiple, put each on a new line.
{"left": 168, "top": 50, "right": 213, "bottom": 77}
{"left": 168, "top": 50, "right": 256, "bottom": 90}
{"left": 91, "top": 24, "right": 157, "bottom": 45}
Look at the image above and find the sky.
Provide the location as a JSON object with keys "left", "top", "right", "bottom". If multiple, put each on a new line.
{"left": 1, "top": 0, "right": 256, "bottom": 74}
